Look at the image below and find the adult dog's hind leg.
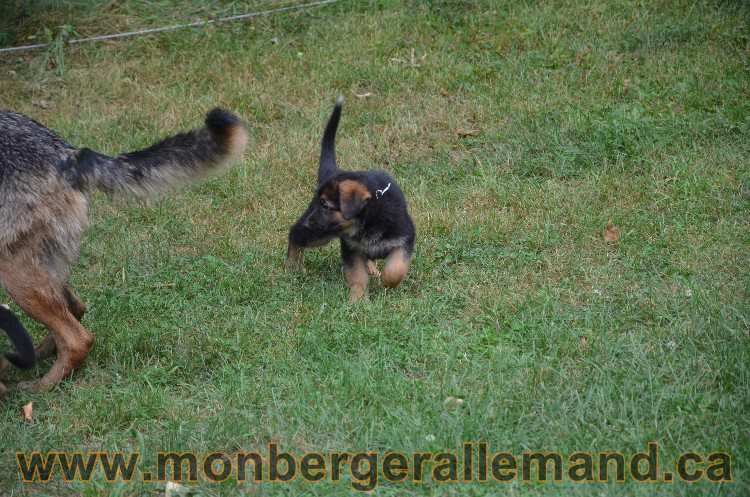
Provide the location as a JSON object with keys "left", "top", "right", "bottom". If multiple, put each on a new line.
{"left": 64, "top": 285, "right": 87, "bottom": 321}
{"left": 35, "top": 286, "right": 87, "bottom": 360}
{"left": 34, "top": 333, "right": 57, "bottom": 361}
{"left": 0, "top": 261, "right": 93, "bottom": 391}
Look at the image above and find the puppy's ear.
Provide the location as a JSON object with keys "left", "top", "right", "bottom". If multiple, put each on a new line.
{"left": 338, "top": 180, "right": 372, "bottom": 220}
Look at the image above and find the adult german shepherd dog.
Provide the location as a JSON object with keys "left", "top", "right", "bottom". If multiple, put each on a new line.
{"left": 0, "top": 108, "right": 247, "bottom": 393}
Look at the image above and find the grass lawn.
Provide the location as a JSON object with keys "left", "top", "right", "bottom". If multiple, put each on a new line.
{"left": 0, "top": 0, "right": 748, "bottom": 495}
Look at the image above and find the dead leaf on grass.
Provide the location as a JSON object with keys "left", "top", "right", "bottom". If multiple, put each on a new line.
{"left": 21, "top": 402, "right": 33, "bottom": 423}
{"left": 604, "top": 220, "right": 620, "bottom": 244}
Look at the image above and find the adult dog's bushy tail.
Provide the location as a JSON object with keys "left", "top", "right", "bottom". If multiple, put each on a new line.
{"left": 71, "top": 108, "right": 248, "bottom": 197}
{"left": 0, "top": 305, "right": 36, "bottom": 370}
{"left": 318, "top": 96, "right": 343, "bottom": 185}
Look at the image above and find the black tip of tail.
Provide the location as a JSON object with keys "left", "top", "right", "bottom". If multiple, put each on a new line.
{"left": 205, "top": 108, "right": 244, "bottom": 137}
{"left": 0, "top": 306, "right": 36, "bottom": 370}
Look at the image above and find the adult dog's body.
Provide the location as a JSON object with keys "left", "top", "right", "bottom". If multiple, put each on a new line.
{"left": 286, "top": 98, "right": 415, "bottom": 301}
{"left": 0, "top": 109, "right": 247, "bottom": 392}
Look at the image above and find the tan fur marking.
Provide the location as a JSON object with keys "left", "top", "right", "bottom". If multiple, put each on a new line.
{"left": 338, "top": 180, "right": 372, "bottom": 202}
{"left": 381, "top": 248, "right": 411, "bottom": 289}
{"left": 331, "top": 211, "right": 358, "bottom": 230}
{"left": 344, "top": 257, "right": 370, "bottom": 302}
{"left": 338, "top": 180, "right": 371, "bottom": 221}
{"left": 225, "top": 125, "right": 249, "bottom": 161}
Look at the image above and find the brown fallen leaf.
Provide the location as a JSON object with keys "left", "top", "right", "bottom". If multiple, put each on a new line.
{"left": 440, "top": 89, "right": 450, "bottom": 97}
{"left": 21, "top": 402, "right": 33, "bottom": 423}
{"left": 355, "top": 91, "right": 373, "bottom": 99}
{"left": 579, "top": 337, "right": 588, "bottom": 348}
{"left": 604, "top": 221, "right": 620, "bottom": 244}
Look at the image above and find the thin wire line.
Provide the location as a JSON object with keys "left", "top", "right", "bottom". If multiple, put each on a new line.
{"left": 0, "top": 0, "right": 340, "bottom": 54}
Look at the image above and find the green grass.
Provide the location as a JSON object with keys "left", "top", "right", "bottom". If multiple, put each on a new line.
{"left": 1, "top": 0, "right": 748, "bottom": 495}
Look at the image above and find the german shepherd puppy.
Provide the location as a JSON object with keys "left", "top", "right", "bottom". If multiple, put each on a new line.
{"left": 286, "top": 98, "right": 415, "bottom": 301}
{"left": 0, "top": 108, "right": 247, "bottom": 392}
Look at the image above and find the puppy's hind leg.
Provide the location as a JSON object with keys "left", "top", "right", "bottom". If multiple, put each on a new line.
{"left": 381, "top": 248, "right": 412, "bottom": 289}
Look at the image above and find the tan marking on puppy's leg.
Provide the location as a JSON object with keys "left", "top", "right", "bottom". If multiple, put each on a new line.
{"left": 344, "top": 257, "right": 370, "bottom": 302}
{"left": 367, "top": 260, "right": 381, "bottom": 277}
{"left": 381, "top": 248, "right": 412, "bottom": 289}
{"left": 0, "top": 356, "right": 9, "bottom": 377}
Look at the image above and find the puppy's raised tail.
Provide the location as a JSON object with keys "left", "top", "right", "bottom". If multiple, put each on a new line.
{"left": 318, "top": 96, "right": 343, "bottom": 185}
{"left": 0, "top": 305, "right": 36, "bottom": 370}
{"left": 70, "top": 108, "right": 248, "bottom": 197}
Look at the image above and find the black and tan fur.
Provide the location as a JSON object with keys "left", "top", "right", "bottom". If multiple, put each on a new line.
{"left": 0, "top": 108, "right": 247, "bottom": 393}
{"left": 286, "top": 98, "right": 415, "bottom": 301}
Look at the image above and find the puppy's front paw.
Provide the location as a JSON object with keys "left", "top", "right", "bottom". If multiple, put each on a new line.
{"left": 349, "top": 290, "right": 369, "bottom": 303}
{"left": 285, "top": 245, "right": 306, "bottom": 270}
{"left": 366, "top": 260, "right": 381, "bottom": 277}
